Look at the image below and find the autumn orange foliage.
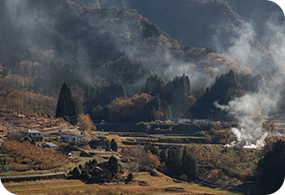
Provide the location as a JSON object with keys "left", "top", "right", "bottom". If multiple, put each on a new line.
{"left": 121, "top": 146, "right": 161, "bottom": 169}
{"left": 205, "top": 52, "right": 242, "bottom": 76}
{"left": 108, "top": 93, "right": 151, "bottom": 122}
{"left": 158, "top": 34, "right": 168, "bottom": 43}
{"left": 78, "top": 114, "right": 92, "bottom": 131}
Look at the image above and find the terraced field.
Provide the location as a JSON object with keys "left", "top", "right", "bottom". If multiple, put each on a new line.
{"left": 3, "top": 173, "right": 239, "bottom": 195}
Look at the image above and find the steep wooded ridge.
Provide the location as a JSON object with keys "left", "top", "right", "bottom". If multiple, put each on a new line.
{"left": 92, "top": 0, "right": 284, "bottom": 48}
{"left": 1, "top": 1, "right": 285, "bottom": 194}
{"left": 0, "top": 0, "right": 285, "bottom": 123}
{"left": 73, "top": 0, "right": 284, "bottom": 74}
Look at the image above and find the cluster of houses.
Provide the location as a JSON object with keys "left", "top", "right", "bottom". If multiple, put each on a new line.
{"left": 17, "top": 129, "right": 106, "bottom": 151}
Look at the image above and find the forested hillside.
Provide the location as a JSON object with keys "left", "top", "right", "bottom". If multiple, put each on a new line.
{"left": 0, "top": 0, "right": 285, "bottom": 124}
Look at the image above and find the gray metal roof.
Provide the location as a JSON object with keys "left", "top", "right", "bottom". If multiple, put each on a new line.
{"left": 21, "top": 129, "right": 42, "bottom": 134}
{"left": 42, "top": 143, "right": 59, "bottom": 148}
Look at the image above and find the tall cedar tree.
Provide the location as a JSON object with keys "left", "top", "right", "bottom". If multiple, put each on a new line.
{"left": 56, "top": 82, "right": 82, "bottom": 125}
{"left": 190, "top": 70, "right": 238, "bottom": 120}
{"left": 9, "top": 54, "right": 22, "bottom": 73}
{"left": 108, "top": 155, "right": 120, "bottom": 177}
{"left": 182, "top": 147, "right": 198, "bottom": 180}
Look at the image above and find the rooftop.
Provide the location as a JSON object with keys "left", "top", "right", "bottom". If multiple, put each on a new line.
{"left": 21, "top": 129, "right": 42, "bottom": 134}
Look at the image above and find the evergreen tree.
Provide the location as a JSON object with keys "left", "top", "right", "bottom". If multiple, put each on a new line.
{"left": 108, "top": 155, "right": 120, "bottom": 177}
{"left": 56, "top": 82, "right": 82, "bottom": 125}
{"left": 161, "top": 74, "right": 191, "bottom": 117}
{"left": 84, "top": 169, "right": 91, "bottom": 180}
{"left": 144, "top": 141, "right": 158, "bottom": 155}
{"left": 160, "top": 146, "right": 167, "bottom": 163}
{"left": 145, "top": 75, "right": 165, "bottom": 95}
{"left": 127, "top": 172, "right": 133, "bottom": 182}
{"left": 105, "top": 139, "right": 111, "bottom": 150}
{"left": 167, "top": 105, "right": 172, "bottom": 119}
{"left": 166, "top": 146, "right": 182, "bottom": 176}
{"left": 72, "top": 167, "right": 82, "bottom": 178}
{"left": 111, "top": 138, "right": 118, "bottom": 152}
{"left": 257, "top": 140, "right": 285, "bottom": 194}
{"left": 9, "top": 54, "right": 22, "bottom": 73}
{"left": 150, "top": 107, "right": 157, "bottom": 121}
{"left": 182, "top": 152, "right": 198, "bottom": 180}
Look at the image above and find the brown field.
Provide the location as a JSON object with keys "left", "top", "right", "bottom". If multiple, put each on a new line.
{"left": 3, "top": 173, "right": 239, "bottom": 195}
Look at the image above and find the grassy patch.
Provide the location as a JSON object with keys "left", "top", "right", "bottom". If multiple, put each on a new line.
{"left": 198, "top": 185, "right": 240, "bottom": 195}
{"left": 155, "top": 135, "right": 204, "bottom": 139}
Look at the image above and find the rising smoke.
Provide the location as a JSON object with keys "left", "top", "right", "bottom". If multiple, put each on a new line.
{"left": 1, "top": 0, "right": 285, "bottom": 145}
{"left": 214, "top": 12, "right": 285, "bottom": 148}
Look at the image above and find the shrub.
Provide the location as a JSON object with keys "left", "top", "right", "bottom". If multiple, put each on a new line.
{"left": 72, "top": 167, "right": 81, "bottom": 178}
{"left": 108, "top": 156, "right": 120, "bottom": 177}
{"left": 111, "top": 138, "right": 118, "bottom": 152}
{"left": 84, "top": 169, "right": 91, "bottom": 180}
{"left": 127, "top": 173, "right": 133, "bottom": 182}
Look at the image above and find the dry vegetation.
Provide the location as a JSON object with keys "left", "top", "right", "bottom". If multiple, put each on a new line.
{"left": 0, "top": 140, "right": 69, "bottom": 171}
{"left": 186, "top": 144, "right": 261, "bottom": 181}
{"left": 3, "top": 176, "right": 237, "bottom": 195}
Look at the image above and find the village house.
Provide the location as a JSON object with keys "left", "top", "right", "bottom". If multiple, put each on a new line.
{"left": 21, "top": 129, "right": 44, "bottom": 142}
{"left": 57, "top": 134, "right": 84, "bottom": 143}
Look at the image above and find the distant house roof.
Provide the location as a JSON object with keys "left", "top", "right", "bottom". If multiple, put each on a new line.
{"left": 42, "top": 143, "right": 59, "bottom": 148}
{"left": 21, "top": 129, "right": 42, "bottom": 134}
{"left": 60, "top": 134, "right": 83, "bottom": 138}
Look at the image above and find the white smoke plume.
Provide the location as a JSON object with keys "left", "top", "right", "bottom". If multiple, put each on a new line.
{"left": 214, "top": 15, "right": 285, "bottom": 148}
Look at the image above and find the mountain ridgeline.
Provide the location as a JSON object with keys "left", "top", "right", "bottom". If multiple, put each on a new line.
{"left": 0, "top": 0, "right": 285, "bottom": 124}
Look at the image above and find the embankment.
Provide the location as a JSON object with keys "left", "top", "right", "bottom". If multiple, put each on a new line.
{"left": 1, "top": 172, "right": 65, "bottom": 182}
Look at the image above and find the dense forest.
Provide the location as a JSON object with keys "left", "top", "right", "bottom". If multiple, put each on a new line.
{"left": 0, "top": 0, "right": 285, "bottom": 126}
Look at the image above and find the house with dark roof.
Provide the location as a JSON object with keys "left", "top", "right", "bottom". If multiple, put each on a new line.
{"left": 57, "top": 134, "right": 84, "bottom": 143}
{"left": 21, "top": 129, "right": 43, "bottom": 141}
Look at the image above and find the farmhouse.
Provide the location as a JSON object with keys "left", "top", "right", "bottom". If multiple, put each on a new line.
{"left": 57, "top": 134, "right": 84, "bottom": 143}
{"left": 21, "top": 129, "right": 44, "bottom": 141}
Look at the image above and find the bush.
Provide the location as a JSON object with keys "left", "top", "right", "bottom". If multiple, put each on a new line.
{"left": 72, "top": 167, "right": 82, "bottom": 178}
{"left": 127, "top": 173, "right": 133, "bottom": 182}
{"left": 111, "top": 138, "right": 118, "bottom": 152}
{"left": 84, "top": 169, "right": 91, "bottom": 180}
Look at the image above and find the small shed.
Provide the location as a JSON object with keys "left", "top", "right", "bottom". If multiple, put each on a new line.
{"left": 42, "top": 143, "right": 60, "bottom": 150}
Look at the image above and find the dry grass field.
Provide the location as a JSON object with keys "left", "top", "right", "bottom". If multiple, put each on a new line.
{"left": 3, "top": 173, "right": 239, "bottom": 195}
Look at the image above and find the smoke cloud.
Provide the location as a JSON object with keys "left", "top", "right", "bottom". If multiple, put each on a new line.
{"left": 213, "top": 9, "right": 285, "bottom": 148}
